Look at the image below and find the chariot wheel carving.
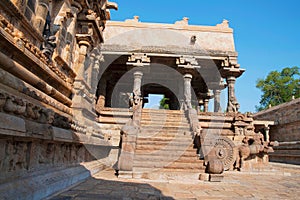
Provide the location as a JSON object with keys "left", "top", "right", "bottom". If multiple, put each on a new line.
{"left": 213, "top": 136, "right": 236, "bottom": 170}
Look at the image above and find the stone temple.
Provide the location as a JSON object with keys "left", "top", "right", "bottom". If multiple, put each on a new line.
{"left": 0, "top": 0, "right": 279, "bottom": 199}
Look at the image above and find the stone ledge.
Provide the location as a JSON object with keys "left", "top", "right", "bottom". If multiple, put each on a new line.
{"left": 0, "top": 161, "right": 107, "bottom": 200}
{"left": 0, "top": 112, "right": 112, "bottom": 146}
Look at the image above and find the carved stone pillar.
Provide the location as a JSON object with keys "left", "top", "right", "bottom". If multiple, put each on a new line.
{"left": 183, "top": 74, "right": 192, "bottom": 109}
{"left": 213, "top": 89, "right": 221, "bottom": 112}
{"left": 226, "top": 76, "right": 239, "bottom": 112}
{"left": 204, "top": 99, "right": 209, "bottom": 112}
{"left": 132, "top": 71, "right": 143, "bottom": 126}
{"left": 133, "top": 71, "right": 143, "bottom": 97}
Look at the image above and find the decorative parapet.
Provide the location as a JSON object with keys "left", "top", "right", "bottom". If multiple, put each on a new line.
{"left": 107, "top": 17, "right": 233, "bottom": 33}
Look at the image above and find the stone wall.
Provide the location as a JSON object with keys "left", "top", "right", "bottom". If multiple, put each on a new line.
{"left": 0, "top": 0, "right": 118, "bottom": 199}
{"left": 254, "top": 98, "right": 300, "bottom": 164}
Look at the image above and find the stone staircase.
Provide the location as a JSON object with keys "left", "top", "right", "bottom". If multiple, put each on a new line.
{"left": 97, "top": 108, "right": 132, "bottom": 146}
{"left": 132, "top": 109, "right": 205, "bottom": 180}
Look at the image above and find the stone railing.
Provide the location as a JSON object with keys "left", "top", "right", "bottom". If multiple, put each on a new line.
{"left": 185, "top": 107, "right": 201, "bottom": 138}
{"left": 117, "top": 92, "right": 142, "bottom": 177}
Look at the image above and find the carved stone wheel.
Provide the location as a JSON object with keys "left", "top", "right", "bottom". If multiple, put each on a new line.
{"left": 213, "top": 136, "right": 236, "bottom": 170}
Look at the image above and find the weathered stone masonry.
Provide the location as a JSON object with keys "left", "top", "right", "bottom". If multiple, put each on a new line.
{"left": 254, "top": 98, "right": 300, "bottom": 164}
{"left": 0, "top": 0, "right": 117, "bottom": 199}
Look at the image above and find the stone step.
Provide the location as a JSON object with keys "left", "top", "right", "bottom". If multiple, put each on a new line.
{"left": 99, "top": 110, "right": 132, "bottom": 117}
{"left": 132, "top": 168, "right": 204, "bottom": 180}
{"left": 141, "top": 116, "right": 187, "bottom": 122}
{"left": 135, "top": 148, "right": 198, "bottom": 156}
{"left": 142, "top": 109, "right": 184, "bottom": 114}
{"left": 137, "top": 136, "right": 188, "bottom": 140}
{"left": 98, "top": 117, "right": 131, "bottom": 124}
{"left": 141, "top": 120, "right": 189, "bottom": 126}
{"left": 141, "top": 126, "right": 190, "bottom": 131}
{"left": 270, "top": 154, "right": 300, "bottom": 158}
{"left": 270, "top": 149, "right": 300, "bottom": 155}
{"left": 136, "top": 139, "right": 193, "bottom": 145}
{"left": 141, "top": 113, "right": 187, "bottom": 118}
{"left": 135, "top": 144, "right": 193, "bottom": 151}
{"left": 138, "top": 132, "right": 192, "bottom": 139}
{"left": 133, "top": 160, "right": 204, "bottom": 170}
{"left": 136, "top": 140, "right": 193, "bottom": 148}
{"left": 134, "top": 153, "right": 201, "bottom": 162}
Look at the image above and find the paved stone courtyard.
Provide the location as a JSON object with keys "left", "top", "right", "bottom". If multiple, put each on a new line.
{"left": 51, "top": 163, "right": 300, "bottom": 200}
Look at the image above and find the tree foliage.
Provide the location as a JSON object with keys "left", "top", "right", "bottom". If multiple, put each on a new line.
{"left": 256, "top": 66, "right": 300, "bottom": 111}
{"left": 159, "top": 97, "right": 169, "bottom": 109}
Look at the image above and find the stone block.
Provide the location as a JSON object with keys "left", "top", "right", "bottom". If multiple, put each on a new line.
{"left": 25, "top": 120, "right": 52, "bottom": 139}
{"left": 199, "top": 173, "right": 209, "bottom": 181}
{"left": 209, "top": 174, "right": 224, "bottom": 182}
{"left": 52, "top": 127, "right": 73, "bottom": 142}
{"left": 0, "top": 112, "right": 26, "bottom": 136}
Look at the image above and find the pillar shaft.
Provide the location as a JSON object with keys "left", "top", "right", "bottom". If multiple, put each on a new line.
{"left": 96, "top": 78, "right": 106, "bottom": 110}
{"left": 183, "top": 74, "right": 192, "bottom": 109}
{"left": 133, "top": 71, "right": 143, "bottom": 96}
{"left": 132, "top": 71, "right": 143, "bottom": 126}
{"left": 264, "top": 126, "right": 270, "bottom": 142}
{"left": 214, "top": 89, "right": 221, "bottom": 112}
{"left": 204, "top": 99, "right": 209, "bottom": 112}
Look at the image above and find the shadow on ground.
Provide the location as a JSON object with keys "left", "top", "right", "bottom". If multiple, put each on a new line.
{"left": 51, "top": 175, "right": 174, "bottom": 200}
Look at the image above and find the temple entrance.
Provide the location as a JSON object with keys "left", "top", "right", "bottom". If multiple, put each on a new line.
{"left": 143, "top": 94, "right": 164, "bottom": 109}
{"left": 143, "top": 83, "right": 181, "bottom": 110}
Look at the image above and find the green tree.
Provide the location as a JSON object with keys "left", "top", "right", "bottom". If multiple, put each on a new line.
{"left": 256, "top": 66, "right": 300, "bottom": 111}
{"left": 159, "top": 97, "right": 169, "bottom": 109}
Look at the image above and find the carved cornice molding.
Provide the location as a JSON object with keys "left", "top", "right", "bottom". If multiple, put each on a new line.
{"left": 126, "top": 53, "right": 150, "bottom": 67}
{"left": 176, "top": 55, "right": 200, "bottom": 69}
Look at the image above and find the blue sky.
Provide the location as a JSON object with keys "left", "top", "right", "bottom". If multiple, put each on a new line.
{"left": 109, "top": 0, "right": 300, "bottom": 112}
